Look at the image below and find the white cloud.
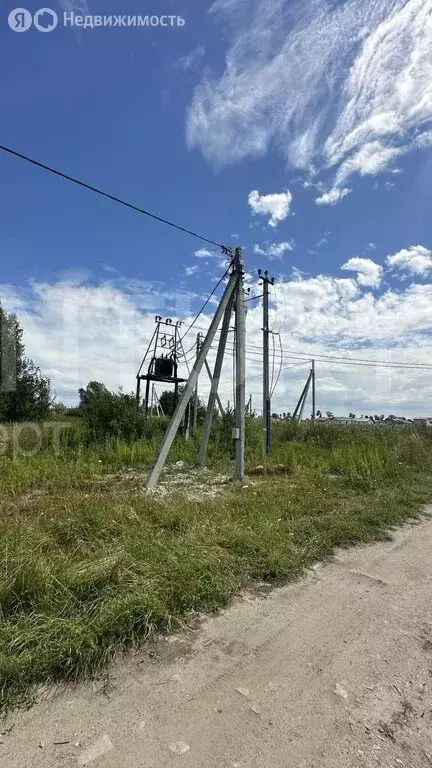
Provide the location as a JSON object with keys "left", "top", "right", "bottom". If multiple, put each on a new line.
{"left": 2, "top": 269, "right": 432, "bottom": 416}
{"left": 101, "top": 264, "right": 120, "bottom": 275}
{"left": 248, "top": 189, "right": 293, "bottom": 227}
{"left": 185, "top": 265, "right": 199, "bottom": 276}
{"left": 341, "top": 257, "right": 383, "bottom": 288}
{"left": 326, "top": 0, "right": 432, "bottom": 181}
{"left": 254, "top": 241, "right": 295, "bottom": 260}
{"left": 58, "top": 0, "right": 89, "bottom": 14}
{"left": 176, "top": 44, "right": 206, "bottom": 71}
{"left": 315, "top": 187, "right": 351, "bottom": 206}
{"left": 334, "top": 143, "right": 403, "bottom": 187}
{"left": 187, "top": 0, "right": 432, "bottom": 191}
{"left": 315, "top": 236, "right": 328, "bottom": 249}
{"left": 386, "top": 245, "right": 432, "bottom": 277}
{"left": 194, "top": 248, "right": 214, "bottom": 259}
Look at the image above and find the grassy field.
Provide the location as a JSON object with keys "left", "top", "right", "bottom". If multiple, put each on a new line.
{"left": 1, "top": 418, "right": 432, "bottom": 714}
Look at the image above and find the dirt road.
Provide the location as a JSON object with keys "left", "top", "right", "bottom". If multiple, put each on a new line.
{"left": 3, "top": 514, "right": 432, "bottom": 768}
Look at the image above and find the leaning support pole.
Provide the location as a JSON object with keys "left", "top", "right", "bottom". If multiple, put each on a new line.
{"left": 193, "top": 333, "right": 201, "bottom": 432}
{"left": 298, "top": 371, "right": 312, "bottom": 422}
{"left": 204, "top": 360, "right": 225, "bottom": 416}
{"left": 292, "top": 371, "right": 312, "bottom": 421}
{"left": 234, "top": 249, "right": 246, "bottom": 480}
{"left": 198, "top": 293, "right": 234, "bottom": 467}
{"left": 146, "top": 271, "right": 238, "bottom": 489}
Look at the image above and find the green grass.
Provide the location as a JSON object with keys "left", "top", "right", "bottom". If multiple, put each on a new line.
{"left": 1, "top": 420, "right": 432, "bottom": 713}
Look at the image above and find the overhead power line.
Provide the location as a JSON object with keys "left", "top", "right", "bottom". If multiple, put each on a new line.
{"left": 0, "top": 144, "right": 227, "bottom": 250}
{"left": 187, "top": 319, "right": 432, "bottom": 370}
{"left": 180, "top": 263, "right": 233, "bottom": 342}
{"left": 207, "top": 345, "right": 432, "bottom": 371}
{"left": 186, "top": 331, "right": 432, "bottom": 370}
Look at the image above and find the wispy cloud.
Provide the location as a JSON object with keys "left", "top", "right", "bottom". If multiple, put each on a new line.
{"left": 315, "top": 187, "right": 351, "bottom": 206}
{"left": 176, "top": 44, "right": 206, "bottom": 71}
{"left": 185, "top": 265, "right": 199, "bottom": 276}
{"left": 187, "top": 0, "right": 432, "bottom": 198}
{"left": 58, "top": 0, "right": 89, "bottom": 13}
{"left": 254, "top": 241, "right": 295, "bottom": 260}
{"left": 194, "top": 248, "right": 215, "bottom": 259}
{"left": 101, "top": 264, "right": 120, "bottom": 275}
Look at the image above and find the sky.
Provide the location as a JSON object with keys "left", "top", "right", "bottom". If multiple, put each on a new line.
{"left": 1, "top": 0, "right": 432, "bottom": 416}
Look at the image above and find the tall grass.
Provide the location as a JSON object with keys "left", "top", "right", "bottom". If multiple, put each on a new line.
{"left": 1, "top": 419, "right": 432, "bottom": 712}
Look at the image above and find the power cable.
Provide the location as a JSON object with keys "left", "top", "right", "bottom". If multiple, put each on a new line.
{"left": 189, "top": 322, "right": 432, "bottom": 370}
{"left": 0, "top": 144, "right": 228, "bottom": 250}
{"left": 279, "top": 347, "right": 432, "bottom": 368}
{"left": 180, "top": 264, "right": 233, "bottom": 342}
{"left": 270, "top": 331, "right": 276, "bottom": 395}
{"left": 199, "top": 339, "right": 432, "bottom": 369}
{"left": 270, "top": 333, "right": 284, "bottom": 397}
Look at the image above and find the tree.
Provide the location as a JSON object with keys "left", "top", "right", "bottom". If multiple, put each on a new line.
{"left": 158, "top": 389, "right": 178, "bottom": 418}
{"left": 159, "top": 387, "right": 206, "bottom": 423}
{"left": 349, "top": 413, "right": 356, "bottom": 419}
{"left": 79, "top": 380, "right": 147, "bottom": 440}
{"left": 0, "top": 304, "right": 52, "bottom": 421}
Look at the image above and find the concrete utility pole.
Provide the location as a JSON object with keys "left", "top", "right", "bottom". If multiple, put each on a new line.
{"left": 194, "top": 332, "right": 226, "bottom": 423}
{"left": 198, "top": 293, "right": 234, "bottom": 466}
{"left": 193, "top": 333, "right": 201, "bottom": 431}
{"left": 312, "top": 360, "right": 316, "bottom": 424}
{"left": 298, "top": 372, "right": 311, "bottom": 422}
{"left": 293, "top": 369, "right": 312, "bottom": 422}
{"left": 146, "top": 249, "right": 245, "bottom": 489}
{"left": 235, "top": 249, "right": 246, "bottom": 480}
{"left": 258, "top": 269, "right": 275, "bottom": 455}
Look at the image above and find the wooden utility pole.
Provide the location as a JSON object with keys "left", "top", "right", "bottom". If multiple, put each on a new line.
{"left": 258, "top": 269, "right": 274, "bottom": 454}
{"left": 146, "top": 249, "right": 245, "bottom": 489}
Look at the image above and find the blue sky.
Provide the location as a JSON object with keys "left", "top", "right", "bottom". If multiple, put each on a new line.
{"left": 1, "top": 0, "right": 432, "bottom": 414}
